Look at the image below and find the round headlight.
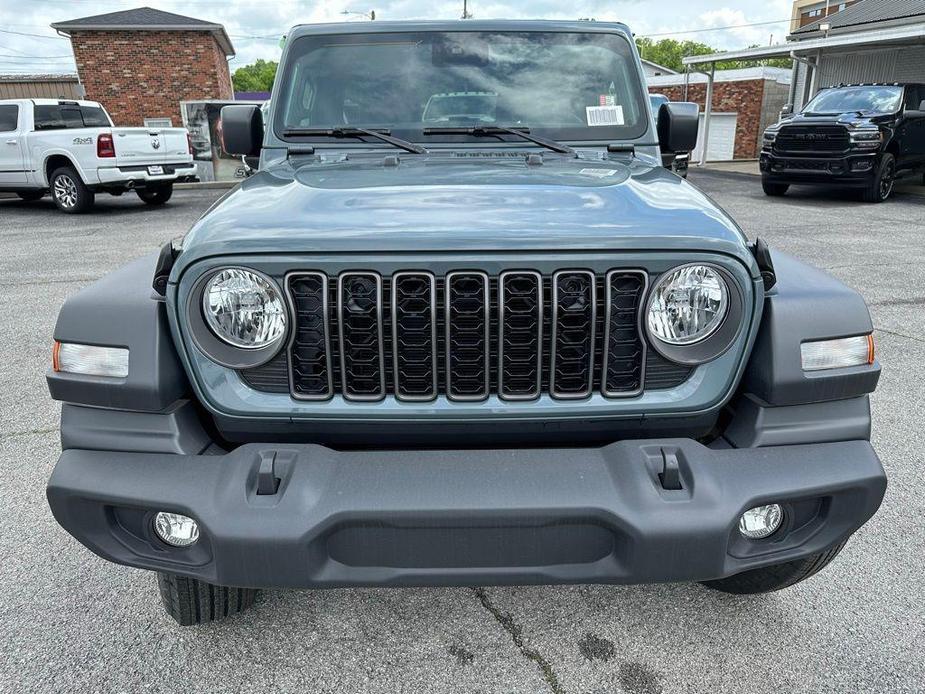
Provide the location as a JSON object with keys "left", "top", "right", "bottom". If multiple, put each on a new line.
{"left": 202, "top": 268, "right": 286, "bottom": 349}
{"left": 647, "top": 264, "right": 728, "bottom": 345}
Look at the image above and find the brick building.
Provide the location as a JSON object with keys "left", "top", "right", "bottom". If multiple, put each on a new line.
{"left": 648, "top": 68, "right": 792, "bottom": 160}
{"left": 51, "top": 7, "right": 235, "bottom": 127}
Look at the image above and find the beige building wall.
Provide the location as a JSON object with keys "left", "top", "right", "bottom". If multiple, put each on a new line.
{"left": 0, "top": 77, "right": 83, "bottom": 100}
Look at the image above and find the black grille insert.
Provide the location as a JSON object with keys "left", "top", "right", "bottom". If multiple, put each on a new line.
{"left": 551, "top": 270, "right": 596, "bottom": 398}
{"left": 338, "top": 272, "right": 385, "bottom": 401}
{"left": 499, "top": 271, "right": 543, "bottom": 400}
{"left": 392, "top": 272, "right": 438, "bottom": 401}
{"left": 288, "top": 272, "right": 332, "bottom": 399}
{"left": 603, "top": 270, "right": 647, "bottom": 396}
{"left": 446, "top": 271, "right": 490, "bottom": 401}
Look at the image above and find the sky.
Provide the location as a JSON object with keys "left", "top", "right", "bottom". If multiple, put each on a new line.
{"left": 0, "top": 0, "right": 797, "bottom": 75}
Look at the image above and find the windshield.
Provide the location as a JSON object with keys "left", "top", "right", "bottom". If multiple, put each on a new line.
{"left": 276, "top": 30, "right": 647, "bottom": 143}
{"left": 803, "top": 86, "right": 903, "bottom": 115}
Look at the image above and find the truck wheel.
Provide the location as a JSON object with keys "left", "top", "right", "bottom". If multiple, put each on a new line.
{"left": 862, "top": 153, "right": 895, "bottom": 203}
{"left": 700, "top": 540, "right": 847, "bottom": 595}
{"left": 17, "top": 191, "right": 44, "bottom": 202}
{"left": 157, "top": 572, "right": 257, "bottom": 626}
{"left": 50, "top": 166, "right": 95, "bottom": 213}
{"left": 761, "top": 181, "right": 789, "bottom": 197}
{"left": 137, "top": 184, "right": 173, "bottom": 206}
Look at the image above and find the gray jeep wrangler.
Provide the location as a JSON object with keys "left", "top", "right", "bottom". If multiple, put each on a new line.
{"left": 46, "top": 21, "right": 886, "bottom": 626}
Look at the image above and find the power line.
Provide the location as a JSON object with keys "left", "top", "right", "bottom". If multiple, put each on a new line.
{"left": 0, "top": 28, "right": 68, "bottom": 40}
{"left": 637, "top": 18, "right": 792, "bottom": 38}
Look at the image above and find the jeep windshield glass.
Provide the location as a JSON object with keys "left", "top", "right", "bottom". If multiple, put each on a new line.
{"left": 275, "top": 30, "right": 648, "bottom": 145}
{"left": 802, "top": 86, "right": 903, "bottom": 116}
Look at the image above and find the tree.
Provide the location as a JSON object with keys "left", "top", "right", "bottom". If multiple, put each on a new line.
{"left": 635, "top": 38, "right": 792, "bottom": 73}
{"left": 232, "top": 59, "right": 278, "bottom": 93}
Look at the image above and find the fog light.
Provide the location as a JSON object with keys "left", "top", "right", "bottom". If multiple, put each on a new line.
{"left": 154, "top": 512, "right": 199, "bottom": 547}
{"left": 738, "top": 504, "right": 783, "bottom": 539}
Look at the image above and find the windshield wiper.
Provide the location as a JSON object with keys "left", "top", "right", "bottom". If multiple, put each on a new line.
{"left": 422, "top": 126, "right": 577, "bottom": 156}
{"left": 282, "top": 127, "right": 427, "bottom": 154}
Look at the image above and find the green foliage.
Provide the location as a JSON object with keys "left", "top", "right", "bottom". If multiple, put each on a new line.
{"left": 635, "top": 38, "right": 792, "bottom": 72}
{"left": 232, "top": 59, "right": 278, "bottom": 93}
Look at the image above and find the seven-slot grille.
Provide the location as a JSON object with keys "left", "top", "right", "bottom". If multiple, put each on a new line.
{"left": 285, "top": 269, "right": 651, "bottom": 402}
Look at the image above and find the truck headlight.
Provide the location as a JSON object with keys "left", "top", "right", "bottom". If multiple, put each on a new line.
{"left": 202, "top": 268, "right": 286, "bottom": 349}
{"left": 762, "top": 130, "right": 777, "bottom": 144}
{"left": 647, "top": 264, "right": 729, "bottom": 345}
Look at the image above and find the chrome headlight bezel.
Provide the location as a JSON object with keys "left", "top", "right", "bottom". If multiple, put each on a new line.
{"left": 186, "top": 266, "right": 289, "bottom": 369}
{"left": 645, "top": 263, "right": 744, "bottom": 366}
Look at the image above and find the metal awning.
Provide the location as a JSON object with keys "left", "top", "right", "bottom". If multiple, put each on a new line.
{"left": 682, "top": 23, "right": 925, "bottom": 66}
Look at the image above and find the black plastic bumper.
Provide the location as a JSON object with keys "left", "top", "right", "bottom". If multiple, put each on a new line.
{"left": 760, "top": 151, "right": 878, "bottom": 186}
{"left": 46, "top": 439, "right": 886, "bottom": 589}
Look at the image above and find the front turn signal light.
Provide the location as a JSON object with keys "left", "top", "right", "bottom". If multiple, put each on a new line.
{"left": 800, "top": 334, "right": 874, "bottom": 372}
{"left": 53, "top": 341, "right": 129, "bottom": 378}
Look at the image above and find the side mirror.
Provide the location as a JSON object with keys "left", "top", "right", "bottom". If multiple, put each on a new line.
{"left": 780, "top": 103, "right": 794, "bottom": 119}
{"left": 919, "top": 99, "right": 925, "bottom": 111}
{"left": 220, "top": 105, "right": 263, "bottom": 157}
{"left": 657, "top": 102, "right": 699, "bottom": 154}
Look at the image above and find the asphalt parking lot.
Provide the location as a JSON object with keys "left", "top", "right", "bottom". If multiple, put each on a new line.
{"left": 2, "top": 173, "right": 923, "bottom": 694}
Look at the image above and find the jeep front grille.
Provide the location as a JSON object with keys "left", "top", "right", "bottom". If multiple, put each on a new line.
{"left": 257, "top": 269, "right": 684, "bottom": 402}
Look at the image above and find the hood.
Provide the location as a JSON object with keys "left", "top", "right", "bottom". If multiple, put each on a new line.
{"left": 177, "top": 153, "right": 752, "bottom": 272}
{"left": 776, "top": 110, "right": 894, "bottom": 129}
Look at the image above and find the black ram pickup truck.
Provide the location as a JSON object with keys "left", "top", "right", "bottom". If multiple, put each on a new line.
{"left": 761, "top": 83, "right": 925, "bottom": 202}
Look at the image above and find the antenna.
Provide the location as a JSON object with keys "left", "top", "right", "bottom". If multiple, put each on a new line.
{"left": 462, "top": 0, "right": 473, "bottom": 19}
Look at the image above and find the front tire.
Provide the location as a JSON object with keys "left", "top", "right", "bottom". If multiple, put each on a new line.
{"left": 701, "top": 540, "right": 847, "bottom": 595}
{"left": 862, "top": 153, "right": 895, "bottom": 203}
{"left": 762, "top": 180, "right": 789, "bottom": 197}
{"left": 17, "top": 190, "right": 44, "bottom": 202}
{"left": 50, "top": 166, "right": 94, "bottom": 213}
{"left": 157, "top": 572, "right": 257, "bottom": 626}
{"left": 137, "top": 183, "right": 173, "bottom": 206}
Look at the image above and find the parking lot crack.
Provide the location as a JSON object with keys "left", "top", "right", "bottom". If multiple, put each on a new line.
{"left": 1, "top": 427, "right": 57, "bottom": 440}
{"left": 875, "top": 327, "right": 925, "bottom": 344}
{"left": 472, "top": 587, "right": 565, "bottom": 694}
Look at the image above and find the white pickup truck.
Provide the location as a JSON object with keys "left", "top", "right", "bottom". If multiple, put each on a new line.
{"left": 0, "top": 98, "right": 197, "bottom": 213}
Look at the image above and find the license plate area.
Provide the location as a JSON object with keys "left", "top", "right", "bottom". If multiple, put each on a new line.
{"left": 147, "top": 165, "right": 164, "bottom": 175}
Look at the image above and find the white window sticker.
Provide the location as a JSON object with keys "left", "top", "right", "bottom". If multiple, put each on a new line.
{"left": 586, "top": 105, "right": 624, "bottom": 127}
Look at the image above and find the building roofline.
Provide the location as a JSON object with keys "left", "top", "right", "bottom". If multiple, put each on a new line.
{"left": 640, "top": 58, "right": 678, "bottom": 74}
{"left": 51, "top": 21, "right": 235, "bottom": 57}
{"left": 0, "top": 73, "right": 79, "bottom": 82}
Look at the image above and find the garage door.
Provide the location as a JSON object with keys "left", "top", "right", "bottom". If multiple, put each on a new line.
{"left": 692, "top": 113, "right": 737, "bottom": 162}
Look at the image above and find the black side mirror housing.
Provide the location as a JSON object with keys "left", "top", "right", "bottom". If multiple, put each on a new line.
{"left": 657, "top": 102, "right": 699, "bottom": 154}
{"left": 221, "top": 105, "right": 264, "bottom": 157}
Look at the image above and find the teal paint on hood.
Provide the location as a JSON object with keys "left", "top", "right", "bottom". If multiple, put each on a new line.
{"left": 176, "top": 154, "right": 753, "bottom": 277}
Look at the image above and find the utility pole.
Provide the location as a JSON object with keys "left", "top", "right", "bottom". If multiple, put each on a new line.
{"left": 462, "top": 0, "right": 473, "bottom": 19}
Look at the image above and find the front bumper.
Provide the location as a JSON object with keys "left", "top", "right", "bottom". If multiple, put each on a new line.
{"left": 760, "top": 150, "right": 878, "bottom": 186}
{"left": 47, "top": 439, "right": 886, "bottom": 589}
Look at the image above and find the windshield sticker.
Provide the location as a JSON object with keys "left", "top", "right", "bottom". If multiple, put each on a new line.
{"left": 579, "top": 168, "right": 618, "bottom": 177}
{"left": 599, "top": 82, "right": 617, "bottom": 106}
{"left": 586, "top": 105, "right": 624, "bottom": 127}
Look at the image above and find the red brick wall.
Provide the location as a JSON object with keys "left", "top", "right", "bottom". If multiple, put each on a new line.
{"left": 70, "top": 30, "right": 233, "bottom": 127}
{"left": 649, "top": 79, "right": 767, "bottom": 159}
